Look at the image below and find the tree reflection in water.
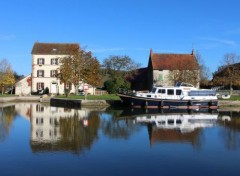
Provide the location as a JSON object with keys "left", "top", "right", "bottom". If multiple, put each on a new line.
{"left": 0, "top": 106, "right": 15, "bottom": 142}
{"left": 58, "top": 111, "right": 100, "bottom": 154}
{"left": 219, "top": 111, "right": 240, "bottom": 150}
{"left": 31, "top": 111, "right": 100, "bottom": 155}
{"left": 101, "top": 111, "right": 141, "bottom": 139}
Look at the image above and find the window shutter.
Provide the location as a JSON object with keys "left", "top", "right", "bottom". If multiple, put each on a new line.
{"left": 43, "top": 59, "right": 45, "bottom": 65}
{"left": 37, "top": 59, "right": 39, "bottom": 65}
{"left": 42, "top": 70, "right": 44, "bottom": 77}
{"left": 37, "top": 70, "right": 39, "bottom": 77}
{"left": 56, "top": 59, "right": 58, "bottom": 65}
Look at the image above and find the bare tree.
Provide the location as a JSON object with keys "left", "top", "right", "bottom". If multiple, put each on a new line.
{"left": 195, "top": 51, "right": 211, "bottom": 87}
{"left": 212, "top": 53, "right": 240, "bottom": 94}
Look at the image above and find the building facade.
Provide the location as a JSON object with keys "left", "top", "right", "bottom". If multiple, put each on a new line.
{"left": 31, "top": 42, "right": 80, "bottom": 94}
{"left": 31, "top": 42, "right": 95, "bottom": 95}
{"left": 147, "top": 49, "right": 200, "bottom": 90}
{"left": 131, "top": 49, "right": 200, "bottom": 91}
{"left": 15, "top": 74, "right": 31, "bottom": 95}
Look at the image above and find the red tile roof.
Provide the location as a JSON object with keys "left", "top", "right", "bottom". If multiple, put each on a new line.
{"left": 31, "top": 42, "right": 80, "bottom": 55}
{"left": 149, "top": 49, "right": 199, "bottom": 70}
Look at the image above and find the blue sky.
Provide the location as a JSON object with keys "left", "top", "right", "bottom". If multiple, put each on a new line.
{"left": 1, "top": 0, "right": 240, "bottom": 76}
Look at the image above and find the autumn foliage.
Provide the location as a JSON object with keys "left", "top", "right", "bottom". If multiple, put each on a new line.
{"left": 0, "top": 59, "right": 15, "bottom": 94}
{"left": 57, "top": 48, "right": 102, "bottom": 95}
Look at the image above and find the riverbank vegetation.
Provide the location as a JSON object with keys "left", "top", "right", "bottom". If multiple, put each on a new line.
{"left": 56, "top": 94, "right": 120, "bottom": 100}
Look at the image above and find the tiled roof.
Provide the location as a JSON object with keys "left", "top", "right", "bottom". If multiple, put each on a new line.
{"left": 150, "top": 49, "right": 199, "bottom": 70}
{"left": 31, "top": 42, "right": 80, "bottom": 55}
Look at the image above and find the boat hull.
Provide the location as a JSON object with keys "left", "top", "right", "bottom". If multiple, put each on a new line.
{"left": 118, "top": 94, "right": 218, "bottom": 109}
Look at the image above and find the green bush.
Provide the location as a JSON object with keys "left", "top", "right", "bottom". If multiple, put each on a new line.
{"left": 43, "top": 87, "right": 49, "bottom": 95}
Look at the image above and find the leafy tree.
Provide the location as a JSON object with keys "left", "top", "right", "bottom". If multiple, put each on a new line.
{"left": 0, "top": 59, "right": 15, "bottom": 94}
{"left": 58, "top": 48, "right": 102, "bottom": 95}
{"left": 102, "top": 55, "right": 140, "bottom": 93}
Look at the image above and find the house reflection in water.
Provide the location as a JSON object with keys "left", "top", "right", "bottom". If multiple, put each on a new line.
{"left": 15, "top": 103, "right": 100, "bottom": 154}
{"left": 135, "top": 112, "right": 218, "bottom": 148}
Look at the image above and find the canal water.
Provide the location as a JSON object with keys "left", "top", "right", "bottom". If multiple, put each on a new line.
{"left": 0, "top": 102, "right": 240, "bottom": 176}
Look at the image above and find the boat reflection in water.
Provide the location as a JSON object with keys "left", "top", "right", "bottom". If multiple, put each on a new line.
{"left": 119, "top": 109, "right": 219, "bottom": 147}
{"left": 135, "top": 111, "right": 218, "bottom": 133}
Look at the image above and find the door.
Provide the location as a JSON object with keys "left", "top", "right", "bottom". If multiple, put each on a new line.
{"left": 51, "top": 83, "right": 57, "bottom": 94}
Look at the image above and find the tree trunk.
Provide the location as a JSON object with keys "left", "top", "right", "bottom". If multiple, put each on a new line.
{"left": 1, "top": 86, "right": 4, "bottom": 95}
{"left": 75, "top": 85, "right": 79, "bottom": 95}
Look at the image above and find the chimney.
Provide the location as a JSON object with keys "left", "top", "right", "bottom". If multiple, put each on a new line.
{"left": 191, "top": 49, "right": 195, "bottom": 55}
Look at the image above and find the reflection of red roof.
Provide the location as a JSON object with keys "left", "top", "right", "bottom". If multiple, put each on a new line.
{"left": 150, "top": 128, "right": 201, "bottom": 146}
{"left": 150, "top": 49, "right": 199, "bottom": 70}
{"left": 31, "top": 42, "right": 80, "bottom": 55}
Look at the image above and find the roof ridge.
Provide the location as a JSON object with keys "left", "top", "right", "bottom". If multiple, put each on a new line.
{"left": 34, "top": 42, "right": 79, "bottom": 45}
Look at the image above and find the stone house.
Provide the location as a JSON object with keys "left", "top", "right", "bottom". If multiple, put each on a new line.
{"left": 131, "top": 49, "right": 200, "bottom": 91}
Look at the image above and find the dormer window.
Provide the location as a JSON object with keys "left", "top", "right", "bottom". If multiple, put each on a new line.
{"left": 37, "top": 58, "right": 45, "bottom": 65}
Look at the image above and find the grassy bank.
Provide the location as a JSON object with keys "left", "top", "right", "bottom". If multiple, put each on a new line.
{"left": 220, "top": 95, "right": 240, "bottom": 101}
{"left": 56, "top": 94, "right": 120, "bottom": 100}
{"left": 0, "top": 94, "right": 17, "bottom": 97}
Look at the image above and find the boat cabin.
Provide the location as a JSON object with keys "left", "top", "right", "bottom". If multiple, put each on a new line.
{"left": 136, "top": 82, "right": 217, "bottom": 100}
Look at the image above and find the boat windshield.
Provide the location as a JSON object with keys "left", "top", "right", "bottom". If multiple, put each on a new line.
{"left": 151, "top": 88, "right": 157, "bottom": 93}
{"left": 176, "top": 82, "right": 194, "bottom": 87}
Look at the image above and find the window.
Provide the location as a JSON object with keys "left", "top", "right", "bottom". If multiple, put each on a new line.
{"left": 65, "top": 83, "right": 72, "bottom": 90}
{"left": 167, "top": 89, "right": 174, "bottom": 95}
{"left": 50, "top": 118, "right": 58, "bottom": 125}
{"left": 36, "top": 104, "right": 44, "bottom": 112}
{"left": 158, "top": 74, "right": 163, "bottom": 81}
{"left": 158, "top": 89, "right": 166, "bottom": 94}
{"left": 176, "top": 89, "right": 182, "bottom": 95}
{"left": 37, "top": 58, "right": 45, "bottom": 65}
{"left": 37, "top": 82, "right": 44, "bottom": 90}
{"left": 49, "top": 129, "right": 57, "bottom": 137}
{"left": 37, "top": 70, "right": 44, "bottom": 77}
{"left": 36, "top": 117, "right": 44, "bottom": 125}
{"left": 51, "top": 58, "right": 58, "bottom": 65}
{"left": 36, "top": 130, "right": 43, "bottom": 138}
{"left": 151, "top": 88, "right": 157, "bottom": 93}
{"left": 50, "top": 70, "right": 57, "bottom": 77}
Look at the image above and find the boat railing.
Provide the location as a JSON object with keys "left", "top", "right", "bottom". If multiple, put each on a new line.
{"left": 118, "top": 88, "right": 136, "bottom": 96}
